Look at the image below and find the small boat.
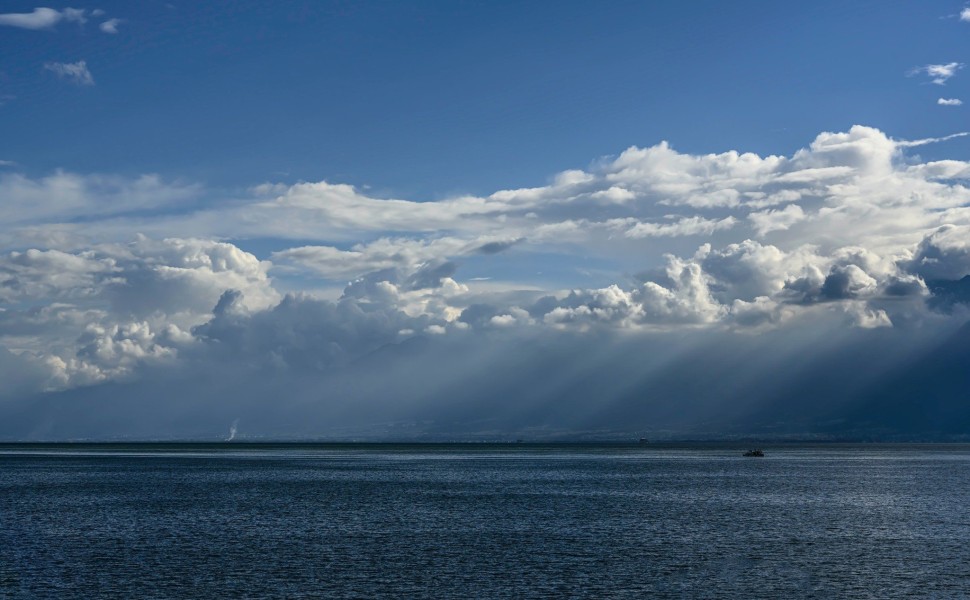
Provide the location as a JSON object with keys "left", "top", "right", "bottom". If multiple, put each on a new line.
{"left": 743, "top": 449, "right": 765, "bottom": 457}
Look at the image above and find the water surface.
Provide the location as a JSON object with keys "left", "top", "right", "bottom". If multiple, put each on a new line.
{"left": 2, "top": 443, "right": 968, "bottom": 598}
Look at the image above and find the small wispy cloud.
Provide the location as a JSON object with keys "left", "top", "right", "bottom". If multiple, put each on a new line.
{"left": 938, "top": 98, "right": 963, "bottom": 106}
{"left": 44, "top": 61, "right": 94, "bottom": 86}
{"left": 99, "top": 18, "right": 121, "bottom": 34}
{"left": 0, "top": 160, "right": 16, "bottom": 167}
{"left": 897, "top": 130, "right": 969, "bottom": 147}
{"left": 0, "top": 7, "right": 86, "bottom": 30}
{"left": 61, "top": 7, "right": 86, "bottom": 24}
{"left": 909, "top": 62, "right": 964, "bottom": 85}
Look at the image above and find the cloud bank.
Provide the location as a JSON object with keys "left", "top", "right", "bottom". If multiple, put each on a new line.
{"left": 3, "top": 125, "right": 970, "bottom": 439}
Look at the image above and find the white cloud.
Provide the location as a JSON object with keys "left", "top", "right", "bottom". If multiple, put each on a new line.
{"left": 896, "top": 131, "right": 969, "bottom": 147}
{"left": 938, "top": 98, "right": 963, "bottom": 106}
{"left": 611, "top": 216, "right": 737, "bottom": 239}
{"left": 0, "top": 7, "right": 90, "bottom": 30}
{"left": 0, "top": 248, "right": 118, "bottom": 304}
{"left": 44, "top": 60, "right": 95, "bottom": 86}
{"left": 69, "top": 321, "right": 180, "bottom": 384}
{"left": 961, "top": 7, "right": 970, "bottom": 21}
{"left": 748, "top": 204, "right": 805, "bottom": 236}
{"left": 791, "top": 125, "right": 898, "bottom": 176}
{"left": 99, "top": 18, "right": 121, "bottom": 33}
{"left": 0, "top": 6, "right": 122, "bottom": 34}
{"left": 639, "top": 258, "right": 726, "bottom": 325}
{"left": 8, "top": 125, "right": 970, "bottom": 441}
{"left": 272, "top": 236, "right": 512, "bottom": 281}
{"left": 699, "top": 240, "right": 816, "bottom": 301}
{"left": 0, "top": 236, "right": 280, "bottom": 389}
{"left": 845, "top": 302, "right": 892, "bottom": 329}
{"left": 906, "top": 160, "right": 970, "bottom": 180}
{"left": 726, "top": 296, "right": 792, "bottom": 329}
{"left": 904, "top": 225, "right": 970, "bottom": 280}
{"left": 0, "top": 171, "right": 201, "bottom": 234}
{"left": 488, "top": 307, "right": 533, "bottom": 328}
{"left": 16, "top": 124, "right": 961, "bottom": 264}
{"left": 0, "top": 7, "right": 59, "bottom": 28}
{"left": 4, "top": 125, "right": 970, "bottom": 396}
{"left": 910, "top": 62, "right": 964, "bottom": 85}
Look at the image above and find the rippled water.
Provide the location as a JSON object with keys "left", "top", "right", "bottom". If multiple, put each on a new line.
{"left": 2, "top": 443, "right": 969, "bottom": 598}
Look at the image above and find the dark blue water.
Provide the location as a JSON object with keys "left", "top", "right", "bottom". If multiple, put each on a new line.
{"left": 2, "top": 444, "right": 969, "bottom": 598}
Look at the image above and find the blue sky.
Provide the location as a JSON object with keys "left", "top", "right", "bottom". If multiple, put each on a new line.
{"left": 2, "top": 0, "right": 968, "bottom": 196}
{"left": 2, "top": 2, "right": 970, "bottom": 440}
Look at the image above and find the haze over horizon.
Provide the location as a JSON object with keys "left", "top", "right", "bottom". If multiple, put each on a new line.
{"left": 2, "top": 1, "right": 970, "bottom": 440}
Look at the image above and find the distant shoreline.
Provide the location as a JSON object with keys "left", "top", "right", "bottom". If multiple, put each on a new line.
{"left": 3, "top": 440, "right": 970, "bottom": 448}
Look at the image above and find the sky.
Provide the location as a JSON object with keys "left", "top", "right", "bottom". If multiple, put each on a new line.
{"left": 2, "top": 1, "right": 970, "bottom": 440}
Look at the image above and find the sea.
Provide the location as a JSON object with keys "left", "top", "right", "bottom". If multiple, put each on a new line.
{"left": 1, "top": 443, "right": 969, "bottom": 599}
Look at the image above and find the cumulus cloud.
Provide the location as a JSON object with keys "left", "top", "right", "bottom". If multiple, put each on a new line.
{"left": 904, "top": 225, "right": 970, "bottom": 281}
{"left": 191, "top": 290, "right": 436, "bottom": 373}
{"left": 0, "top": 237, "right": 278, "bottom": 389}
{"left": 938, "top": 98, "right": 963, "bottom": 106}
{"left": 909, "top": 62, "right": 963, "bottom": 85}
{"left": 14, "top": 125, "right": 959, "bottom": 268}
{"left": 102, "top": 236, "right": 279, "bottom": 319}
{"left": 44, "top": 60, "right": 95, "bottom": 86}
{"left": 961, "top": 7, "right": 970, "bottom": 21}
{"left": 4, "top": 124, "right": 970, "bottom": 425}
